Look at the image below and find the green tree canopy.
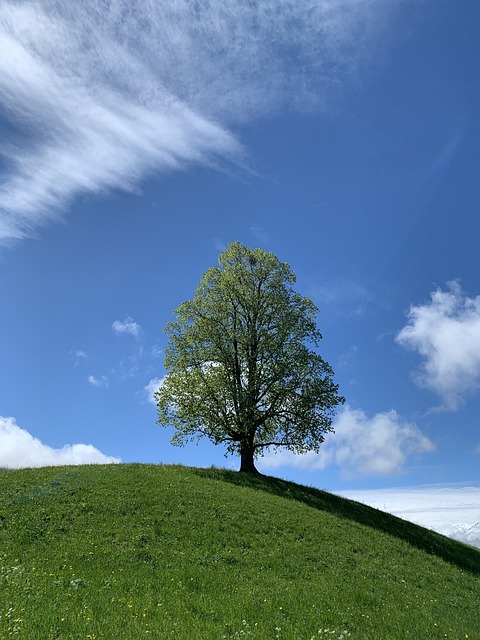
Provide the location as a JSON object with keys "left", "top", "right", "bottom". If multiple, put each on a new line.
{"left": 155, "top": 242, "right": 344, "bottom": 473}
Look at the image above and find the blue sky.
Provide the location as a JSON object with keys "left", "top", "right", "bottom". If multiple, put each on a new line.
{"left": 1, "top": 1, "right": 479, "bottom": 539}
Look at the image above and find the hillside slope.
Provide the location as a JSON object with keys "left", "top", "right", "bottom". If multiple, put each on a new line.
{"left": 0, "top": 464, "right": 479, "bottom": 639}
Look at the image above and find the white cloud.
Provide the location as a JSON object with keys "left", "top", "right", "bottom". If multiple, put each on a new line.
{"left": 261, "top": 405, "right": 434, "bottom": 478}
{"left": 261, "top": 447, "right": 333, "bottom": 473}
{"left": 331, "top": 408, "right": 435, "bottom": 476}
{"left": 337, "top": 345, "right": 358, "bottom": 371}
{"left": 144, "top": 377, "right": 166, "bottom": 405}
{"left": 70, "top": 350, "right": 88, "bottom": 367}
{"left": 87, "top": 374, "right": 108, "bottom": 388}
{"left": 0, "top": 0, "right": 401, "bottom": 242}
{"left": 0, "top": 416, "right": 120, "bottom": 469}
{"left": 396, "top": 281, "right": 480, "bottom": 411}
{"left": 339, "top": 485, "right": 480, "bottom": 549}
{"left": 112, "top": 317, "right": 141, "bottom": 338}
{"left": 151, "top": 345, "right": 163, "bottom": 358}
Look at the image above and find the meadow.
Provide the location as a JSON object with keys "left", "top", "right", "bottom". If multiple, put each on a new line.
{"left": 0, "top": 464, "right": 479, "bottom": 639}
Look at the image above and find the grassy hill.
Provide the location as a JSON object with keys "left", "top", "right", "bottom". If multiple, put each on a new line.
{"left": 0, "top": 464, "right": 479, "bottom": 639}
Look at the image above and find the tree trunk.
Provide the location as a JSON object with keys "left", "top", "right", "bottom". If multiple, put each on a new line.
{"left": 239, "top": 441, "right": 259, "bottom": 473}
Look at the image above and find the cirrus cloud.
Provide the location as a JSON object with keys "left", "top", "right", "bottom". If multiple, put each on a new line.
{"left": 112, "top": 317, "right": 141, "bottom": 338}
{"left": 0, "top": 416, "right": 120, "bottom": 469}
{"left": 87, "top": 374, "right": 109, "bottom": 388}
{"left": 0, "top": 0, "right": 402, "bottom": 243}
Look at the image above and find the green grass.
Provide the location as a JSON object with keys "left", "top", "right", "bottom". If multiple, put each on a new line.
{"left": 0, "top": 464, "right": 479, "bottom": 639}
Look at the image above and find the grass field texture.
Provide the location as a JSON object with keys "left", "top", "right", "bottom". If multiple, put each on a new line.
{"left": 0, "top": 464, "right": 479, "bottom": 639}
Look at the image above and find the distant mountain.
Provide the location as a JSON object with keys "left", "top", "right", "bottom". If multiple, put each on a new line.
{"left": 443, "top": 522, "right": 480, "bottom": 549}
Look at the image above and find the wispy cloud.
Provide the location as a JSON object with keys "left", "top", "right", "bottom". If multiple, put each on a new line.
{"left": 339, "top": 484, "right": 480, "bottom": 548}
{"left": 250, "top": 226, "right": 270, "bottom": 245}
{"left": 396, "top": 281, "right": 480, "bottom": 411}
{"left": 212, "top": 238, "right": 228, "bottom": 253}
{"left": 151, "top": 344, "right": 163, "bottom": 358}
{"left": 261, "top": 405, "right": 434, "bottom": 478}
{"left": 70, "top": 349, "right": 88, "bottom": 367}
{"left": 87, "top": 319, "right": 147, "bottom": 388}
{"left": 144, "top": 377, "right": 166, "bottom": 405}
{"left": 308, "top": 277, "right": 373, "bottom": 317}
{"left": 87, "top": 374, "right": 108, "bottom": 388}
{"left": 0, "top": 0, "right": 400, "bottom": 242}
{"left": 0, "top": 416, "right": 119, "bottom": 468}
{"left": 112, "top": 317, "right": 141, "bottom": 338}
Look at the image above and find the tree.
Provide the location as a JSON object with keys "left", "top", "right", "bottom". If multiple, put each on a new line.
{"left": 155, "top": 242, "right": 344, "bottom": 473}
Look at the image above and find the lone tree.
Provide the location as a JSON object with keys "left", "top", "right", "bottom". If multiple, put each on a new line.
{"left": 155, "top": 242, "right": 344, "bottom": 473}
